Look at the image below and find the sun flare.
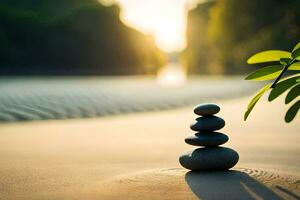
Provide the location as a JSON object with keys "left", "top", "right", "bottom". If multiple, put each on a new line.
{"left": 101, "top": 0, "right": 200, "bottom": 52}
{"left": 157, "top": 63, "right": 186, "bottom": 86}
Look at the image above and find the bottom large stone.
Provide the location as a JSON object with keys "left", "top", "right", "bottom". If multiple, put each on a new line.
{"left": 179, "top": 147, "right": 239, "bottom": 171}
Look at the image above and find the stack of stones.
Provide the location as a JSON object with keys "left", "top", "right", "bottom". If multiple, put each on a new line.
{"left": 179, "top": 103, "right": 239, "bottom": 171}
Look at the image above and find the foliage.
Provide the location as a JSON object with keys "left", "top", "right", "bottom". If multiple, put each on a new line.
{"left": 184, "top": 0, "right": 300, "bottom": 75}
{"left": 0, "top": 0, "right": 166, "bottom": 75}
{"left": 245, "top": 42, "right": 300, "bottom": 122}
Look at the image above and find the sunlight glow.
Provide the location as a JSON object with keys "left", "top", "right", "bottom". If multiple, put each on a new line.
{"left": 157, "top": 63, "right": 186, "bottom": 86}
{"left": 101, "top": 0, "right": 200, "bottom": 52}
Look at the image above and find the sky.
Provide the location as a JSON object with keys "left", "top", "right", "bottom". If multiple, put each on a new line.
{"left": 101, "top": 0, "right": 201, "bottom": 52}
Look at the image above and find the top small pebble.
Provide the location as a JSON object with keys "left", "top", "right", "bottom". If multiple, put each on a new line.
{"left": 193, "top": 103, "right": 220, "bottom": 116}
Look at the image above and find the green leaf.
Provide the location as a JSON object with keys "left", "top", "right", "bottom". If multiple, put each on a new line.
{"left": 268, "top": 75, "right": 300, "bottom": 101}
{"left": 291, "top": 48, "right": 300, "bottom": 60}
{"left": 247, "top": 50, "right": 291, "bottom": 64}
{"left": 245, "top": 65, "right": 283, "bottom": 81}
{"left": 285, "top": 83, "right": 300, "bottom": 104}
{"left": 292, "top": 42, "right": 300, "bottom": 52}
{"left": 285, "top": 100, "right": 300, "bottom": 123}
{"left": 289, "top": 62, "right": 300, "bottom": 70}
{"left": 280, "top": 58, "right": 291, "bottom": 65}
{"left": 244, "top": 84, "right": 271, "bottom": 121}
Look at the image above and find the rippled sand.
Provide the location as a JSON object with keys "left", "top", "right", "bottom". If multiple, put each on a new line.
{"left": 0, "top": 76, "right": 257, "bottom": 122}
{"left": 98, "top": 168, "right": 299, "bottom": 200}
{"left": 0, "top": 97, "right": 299, "bottom": 199}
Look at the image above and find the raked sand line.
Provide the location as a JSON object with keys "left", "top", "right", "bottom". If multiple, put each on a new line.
{"left": 0, "top": 77, "right": 258, "bottom": 122}
{"left": 98, "top": 168, "right": 300, "bottom": 200}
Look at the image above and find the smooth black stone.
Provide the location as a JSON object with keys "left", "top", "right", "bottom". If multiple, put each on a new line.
{"left": 194, "top": 103, "right": 220, "bottom": 116}
{"left": 185, "top": 132, "right": 229, "bottom": 147}
{"left": 190, "top": 116, "right": 225, "bottom": 131}
{"left": 179, "top": 147, "right": 239, "bottom": 171}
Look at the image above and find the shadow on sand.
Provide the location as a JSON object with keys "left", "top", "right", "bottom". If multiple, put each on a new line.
{"left": 185, "top": 170, "right": 288, "bottom": 200}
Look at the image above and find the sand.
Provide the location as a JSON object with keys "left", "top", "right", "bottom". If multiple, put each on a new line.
{"left": 0, "top": 76, "right": 257, "bottom": 122}
{"left": 0, "top": 97, "right": 299, "bottom": 199}
{"left": 98, "top": 168, "right": 299, "bottom": 200}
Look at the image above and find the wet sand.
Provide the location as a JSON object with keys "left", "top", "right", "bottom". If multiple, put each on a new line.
{"left": 0, "top": 97, "right": 299, "bottom": 199}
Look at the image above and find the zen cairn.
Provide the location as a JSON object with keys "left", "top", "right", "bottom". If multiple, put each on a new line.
{"left": 179, "top": 103, "right": 239, "bottom": 171}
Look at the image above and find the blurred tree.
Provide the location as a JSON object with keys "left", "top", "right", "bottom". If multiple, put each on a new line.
{"left": 184, "top": 0, "right": 300, "bottom": 75}
{"left": 0, "top": 0, "right": 165, "bottom": 75}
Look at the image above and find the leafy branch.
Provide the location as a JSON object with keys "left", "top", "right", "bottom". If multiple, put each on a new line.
{"left": 244, "top": 42, "right": 300, "bottom": 123}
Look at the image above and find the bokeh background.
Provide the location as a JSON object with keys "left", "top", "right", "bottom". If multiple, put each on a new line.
{"left": 0, "top": 0, "right": 299, "bottom": 121}
{"left": 1, "top": 0, "right": 299, "bottom": 75}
